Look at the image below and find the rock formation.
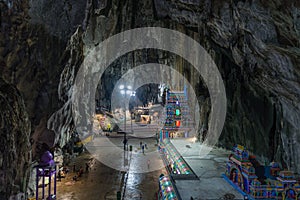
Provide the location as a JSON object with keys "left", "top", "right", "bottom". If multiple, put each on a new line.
{"left": 0, "top": 0, "right": 300, "bottom": 198}
{"left": 65, "top": 0, "right": 300, "bottom": 173}
{"left": 0, "top": 78, "right": 31, "bottom": 199}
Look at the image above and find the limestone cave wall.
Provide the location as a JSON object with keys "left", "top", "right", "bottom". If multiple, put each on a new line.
{"left": 0, "top": 0, "right": 300, "bottom": 198}
{"left": 0, "top": 77, "right": 31, "bottom": 199}
{"left": 73, "top": 0, "right": 300, "bottom": 172}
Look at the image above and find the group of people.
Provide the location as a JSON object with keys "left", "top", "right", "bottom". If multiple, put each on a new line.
{"left": 57, "top": 166, "right": 70, "bottom": 181}
{"left": 57, "top": 162, "right": 91, "bottom": 182}
{"left": 72, "top": 166, "right": 84, "bottom": 181}
{"left": 72, "top": 163, "right": 90, "bottom": 181}
{"left": 140, "top": 141, "right": 148, "bottom": 154}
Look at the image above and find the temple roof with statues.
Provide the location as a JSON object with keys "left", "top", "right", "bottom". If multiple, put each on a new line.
{"left": 229, "top": 144, "right": 251, "bottom": 166}
{"left": 277, "top": 171, "right": 297, "bottom": 183}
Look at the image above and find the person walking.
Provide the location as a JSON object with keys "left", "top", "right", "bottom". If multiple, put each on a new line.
{"left": 147, "top": 159, "right": 150, "bottom": 169}
{"left": 123, "top": 138, "right": 128, "bottom": 151}
{"left": 85, "top": 162, "right": 89, "bottom": 172}
{"left": 78, "top": 166, "right": 84, "bottom": 177}
{"left": 142, "top": 144, "right": 145, "bottom": 154}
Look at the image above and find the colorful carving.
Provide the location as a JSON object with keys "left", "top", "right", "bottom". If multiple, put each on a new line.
{"left": 158, "top": 175, "right": 178, "bottom": 200}
{"left": 225, "top": 145, "right": 300, "bottom": 199}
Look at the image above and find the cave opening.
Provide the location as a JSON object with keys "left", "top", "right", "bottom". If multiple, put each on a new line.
{"left": 1, "top": 0, "right": 300, "bottom": 199}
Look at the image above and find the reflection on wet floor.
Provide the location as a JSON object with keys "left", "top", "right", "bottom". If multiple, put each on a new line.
{"left": 124, "top": 170, "right": 165, "bottom": 200}
{"left": 56, "top": 138, "right": 166, "bottom": 200}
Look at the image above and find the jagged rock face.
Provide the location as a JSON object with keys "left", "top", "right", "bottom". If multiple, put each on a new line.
{"left": 48, "top": 27, "right": 84, "bottom": 147}
{"left": 0, "top": 0, "right": 85, "bottom": 159}
{"left": 0, "top": 78, "right": 31, "bottom": 199}
{"left": 67, "top": 0, "right": 299, "bottom": 172}
{"left": 28, "top": 0, "right": 87, "bottom": 40}
{"left": 0, "top": 1, "right": 84, "bottom": 198}
{"left": 1, "top": 1, "right": 300, "bottom": 198}
{"left": 145, "top": 0, "right": 300, "bottom": 171}
{"left": 0, "top": 0, "right": 64, "bottom": 128}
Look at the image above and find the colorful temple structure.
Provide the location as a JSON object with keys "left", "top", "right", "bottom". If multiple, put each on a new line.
{"left": 160, "top": 88, "right": 193, "bottom": 141}
{"left": 224, "top": 145, "right": 300, "bottom": 199}
{"left": 158, "top": 175, "right": 179, "bottom": 200}
{"left": 158, "top": 87, "right": 198, "bottom": 199}
{"left": 159, "top": 140, "right": 193, "bottom": 175}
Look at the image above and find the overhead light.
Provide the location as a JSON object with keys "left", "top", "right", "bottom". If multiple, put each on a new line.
{"left": 119, "top": 85, "right": 124, "bottom": 90}
{"left": 127, "top": 85, "right": 132, "bottom": 90}
{"left": 120, "top": 90, "right": 125, "bottom": 94}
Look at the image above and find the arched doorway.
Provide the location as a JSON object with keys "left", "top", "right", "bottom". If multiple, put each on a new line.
{"left": 230, "top": 168, "right": 238, "bottom": 183}
{"left": 230, "top": 168, "right": 243, "bottom": 187}
{"left": 285, "top": 189, "right": 296, "bottom": 200}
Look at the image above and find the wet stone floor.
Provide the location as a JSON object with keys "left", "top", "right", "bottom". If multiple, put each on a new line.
{"left": 41, "top": 137, "right": 243, "bottom": 200}
{"left": 55, "top": 138, "right": 166, "bottom": 200}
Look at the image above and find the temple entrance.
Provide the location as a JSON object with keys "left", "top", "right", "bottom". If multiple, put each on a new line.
{"left": 230, "top": 168, "right": 242, "bottom": 187}
{"left": 285, "top": 189, "right": 296, "bottom": 200}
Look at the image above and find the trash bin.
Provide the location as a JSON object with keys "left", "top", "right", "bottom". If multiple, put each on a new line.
{"left": 117, "top": 191, "right": 121, "bottom": 200}
{"left": 129, "top": 145, "right": 132, "bottom": 151}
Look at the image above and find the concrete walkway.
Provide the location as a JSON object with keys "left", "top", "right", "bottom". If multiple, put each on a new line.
{"left": 56, "top": 137, "right": 166, "bottom": 200}
{"left": 55, "top": 135, "right": 243, "bottom": 199}
{"left": 170, "top": 138, "right": 243, "bottom": 200}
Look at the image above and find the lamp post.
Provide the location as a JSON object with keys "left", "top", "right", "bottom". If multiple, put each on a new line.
{"left": 119, "top": 85, "right": 133, "bottom": 150}
{"left": 130, "top": 91, "right": 136, "bottom": 133}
